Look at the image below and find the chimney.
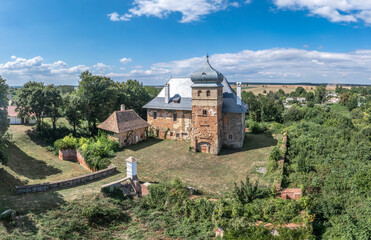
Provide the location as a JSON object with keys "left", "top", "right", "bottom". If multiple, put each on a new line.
{"left": 120, "top": 104, "right": 125, "bottom": 111}
{"left": 164, "top": 83, "right": 170, "bottom": 103}
{"left": 236, "top": 82, "right": 242, "bottom": 105}
{"left": 126, "top": 156, "right": 137, "bottom": 179}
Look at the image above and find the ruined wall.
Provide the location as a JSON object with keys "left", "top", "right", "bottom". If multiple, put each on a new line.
{"left": 16, "top": 166, "right": 117, "bottom": 194}
{"left": 190, "top": 87, "right": 223, "bottom": 155}
{"left": 222, "top": 113, "right": 246, "bottom": 149}
{"left": 147, "top": 109, "right": 192, "bottom": 140}
{"left": 109, "top": 128, "right": 147, "bottom": 147}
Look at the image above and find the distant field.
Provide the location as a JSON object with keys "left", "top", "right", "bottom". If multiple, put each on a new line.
{"left": 234, "top": 84, "right": 351, "bottom": 95}
{"left": 0, "top": 125, "right": 279, "bottom": 212}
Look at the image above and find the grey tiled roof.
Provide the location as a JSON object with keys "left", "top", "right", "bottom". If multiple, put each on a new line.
{"left": 143, "top": 77, "right": 248, "bottom": 113}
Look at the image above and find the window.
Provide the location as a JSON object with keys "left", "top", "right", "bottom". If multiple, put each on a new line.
{"left": 229, "top": 134, "right": 233, "bottom": 140}
{"left": 153, "top": 112, "right": 157, "bottom": 119}
{"left": 202, "top": 110, "right": 207, "bottom": 116}
{"left": 176, "top": 133, "right": 180, "bottom": 138}
{"left": 206, "top": 90, "right": 210, "bottom": 96}
{"left": 198, "top": 90, "right": 202, "bottom": 97}
{"left": 173, "top": 113, "right": 177, "bottom": 121}
{"left": 170, "top": 132, "right": 173, "bottom": 136}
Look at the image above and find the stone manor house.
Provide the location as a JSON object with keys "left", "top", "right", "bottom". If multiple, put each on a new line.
{"left": 143, "top": 58, "right": 248, "bottom": 155}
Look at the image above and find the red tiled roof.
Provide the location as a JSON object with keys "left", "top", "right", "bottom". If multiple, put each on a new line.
{"left": 97, "top": 109, "right": 149, "bottom": 134}
{"left": 7, "top": 105, "right": 18, "bottom": 117}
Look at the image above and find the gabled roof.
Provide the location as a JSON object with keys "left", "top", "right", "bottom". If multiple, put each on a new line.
{"left": 98, "top": 109, "right": 149, "bottom": 134}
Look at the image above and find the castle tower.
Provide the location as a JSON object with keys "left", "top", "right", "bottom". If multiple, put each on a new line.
{"left": 190, "top": 57, "right": 223, "bottom": 155}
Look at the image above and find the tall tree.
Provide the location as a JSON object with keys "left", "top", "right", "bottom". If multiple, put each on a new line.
{"left": 0, "top": 76, "right": 9, "bottom": 165}
{"left": 44, "top": 85, "right": 62, "bottom": 131}
{"left": 118, "top": 79, "right": 151, "bottom": 118}
{"left": 314, "top": 85, "right": 327, "bottom": 103}
{"left": 77, "top": 71, "right": 118, "bottom": 135}
{"left": 15, "top": 81, "right": 45, "bottom": 129}
{"left": 62, "top": 93, "right": 82, "bottom": 134}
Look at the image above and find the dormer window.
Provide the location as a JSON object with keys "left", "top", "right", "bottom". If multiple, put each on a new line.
{"left": 206, "top": 90, "right": 210, "bottom": 97}
{"left": 198, "top": 90, "right": 202, "bottom": 97}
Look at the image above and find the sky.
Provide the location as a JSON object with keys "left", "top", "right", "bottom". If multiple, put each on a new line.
{"left": 0, "top": 0, "right": 371, "bottom": 86}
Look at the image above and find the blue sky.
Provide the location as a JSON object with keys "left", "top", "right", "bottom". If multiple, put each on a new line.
{"left": 1, "top": 0, "right": 371, "bottom": 85}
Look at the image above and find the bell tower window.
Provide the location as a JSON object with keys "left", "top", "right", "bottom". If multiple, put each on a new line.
{"left": 198, "top": 90, "right": 202, "bottom": 97}
{"left": 206, "top": 90, "right": 210, "bottom": 96}
{"left": 202, "top": 110, "right": 207, "bottom": 116}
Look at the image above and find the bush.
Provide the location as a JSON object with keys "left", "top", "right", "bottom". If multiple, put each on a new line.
{"left": 248, "top": 121, "right": 266, "bottom": 134}
{"left": 54, "top": 134, "right": 78, "bottom": 150}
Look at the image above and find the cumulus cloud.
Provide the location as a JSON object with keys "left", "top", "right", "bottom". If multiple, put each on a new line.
{"left": 0, "top": 56, "right": 89, "bottom": 85}
{"left": 119, "top": 57, "right": 132, "bottom": 64}
{"left": 108, "top": 0, "right": 245, "bottom": 23}
{"left": 111, "top": 48, "right": 371, "bottom": 84}
{"left": 2, "top": 49, "right": 371, "bottom": 85}
{"left": 274, "top": 0, "right": 371, "bottom": 24}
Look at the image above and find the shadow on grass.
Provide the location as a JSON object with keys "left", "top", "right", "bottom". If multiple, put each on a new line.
{"left": 219, "top": 132, "right": 278, "bottom": 156}
{"left": 0, "top": 190, "right": 67, "bottom": 235}
{"left": 7, "top": 144, "right": 62, "bottom": 180}
{"left": 123, "top": 137, "right": 163, "bottom": 152}
{"left": 0, "top": 168, "right": 27, "bottom": 195}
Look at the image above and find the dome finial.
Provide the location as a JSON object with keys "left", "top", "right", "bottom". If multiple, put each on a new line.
{"left": 206, "top": 52, "right": 209, "bottom": 63}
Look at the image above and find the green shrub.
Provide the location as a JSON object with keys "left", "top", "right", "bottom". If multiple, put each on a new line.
{"left": 54, "top": 134, "right": 78, "bottom": 150}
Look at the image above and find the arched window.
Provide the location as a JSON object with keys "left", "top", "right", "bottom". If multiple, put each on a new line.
{"left": 206, "top": 90, "right": 210, "bottom": 96}
{"left": 198, "top": 90, "right": 202, "bottom": 97}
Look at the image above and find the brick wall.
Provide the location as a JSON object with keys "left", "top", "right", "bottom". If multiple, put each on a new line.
{"left": 15, "top": 166, "right": 117, "bottom": 194}
{"left": 59, "top": 149, "right": 94, "bottom": 172}
{"left": 147, "top": 109, "right": 191, "bottom": 140}
{"left": 190, "top": 86, "right": 223, "bottom": 155}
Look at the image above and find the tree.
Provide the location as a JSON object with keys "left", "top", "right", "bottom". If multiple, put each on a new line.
{"left": 77, "top": 71, "right": 119, "bottom": 135}
{"left": 339, "top": 92, "right": 350, "bottom": 105}
{"left": 306, "top": 92, "right": 314, "bottom": 102}
{"left": 0, "top": 76, "right": 10, "bottom": 165}
{"left": 314, "top": 85, "right": 327, "bottom": 103}
{"left": 62, "top": 93, "right": 82, "bottom": 134}
{"left": 44, "top": 85, "right": 62, "bottom": 131}
{"left": 346, "top": 95, "right": 358, "bottom": 111}
{"left": 283, "top": 106, "right": 304, "bottom": 122}
{"left": 242, "top": 91, "right": 261, "bottom": 121}
{"left": 118, "top": 79, "right": 151, "bottom": 118}
{"left": 15, "top": 81, "right": 46, "bottom": 129}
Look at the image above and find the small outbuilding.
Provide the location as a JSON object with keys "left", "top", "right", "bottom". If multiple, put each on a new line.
{"left": 7, "top": 105, "right": 36, "bottom": 125}
{"left": 98, "top": 106, "right": 149, "bottom": 147}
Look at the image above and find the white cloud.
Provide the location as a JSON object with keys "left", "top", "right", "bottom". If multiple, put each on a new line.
{"left": 274, "top": 0, "right": 371, "bottom": 25}
{"left": 108, "top": 0, "right": 245, "bottom": 23}
{"left": 119, "top": 57, "right": 132, "bottom": 64}
{"left": 93, "top": 63, "right": 111, "bottom": 73}
{"left": 2, "top": 48, "right": 371, "bottom": 85}
{"left": 0, "top": 56, "right": 89, "bottom": 85}
{"left": 112, "top": 48, "right": 371, "bottom": 84}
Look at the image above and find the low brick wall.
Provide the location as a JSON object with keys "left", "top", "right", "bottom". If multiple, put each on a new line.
{"left": 59, "top": 149, "right": 94, "bottom": 172}
{"left": 15, "top": 165, "right": 117, "bottom": 194}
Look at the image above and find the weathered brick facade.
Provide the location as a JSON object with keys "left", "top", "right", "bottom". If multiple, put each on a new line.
{"left": 143, "top": 59, "right": 249, "bottom": 155}
{"left": 190, "top": 87, "right": 223, "bottom": 155}
{"left": 109, "top": 127, "right": 147, "bottom": 147}
{"left": 147, "top": 109, "right": 191, "bottom": 140}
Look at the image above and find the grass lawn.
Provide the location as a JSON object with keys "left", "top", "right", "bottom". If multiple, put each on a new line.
{"left": 1, "top": 125, "right": 278, "bottom": 212}
{"left": 111, "top": 132, "right": 279, "bottom": 195}
{"left": 329, "top": 104, "right": 351, "bottom": 118}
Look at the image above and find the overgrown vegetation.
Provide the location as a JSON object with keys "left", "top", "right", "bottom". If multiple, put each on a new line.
{"left": 0, "top": 75, "right": 10, "bottom": 165}
{"left": 54, "top": 133, "right": 120, "bottom": 170}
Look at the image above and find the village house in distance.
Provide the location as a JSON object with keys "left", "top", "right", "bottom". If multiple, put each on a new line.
{"left": 143, "top": 57, "right": 248, "bottom": 155}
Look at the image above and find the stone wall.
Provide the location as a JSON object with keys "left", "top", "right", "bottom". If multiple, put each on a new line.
{"left": 15, "top": 166, "right": 117, "bottom": 194}
{"left": 110, "top": 127, "right": 147, "bottom": 147}
{"left": 147, "top": 109, "right": 191, "bottom": 140}
{"left": 222, "top": 112, "right": 246, "bottom": 149}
